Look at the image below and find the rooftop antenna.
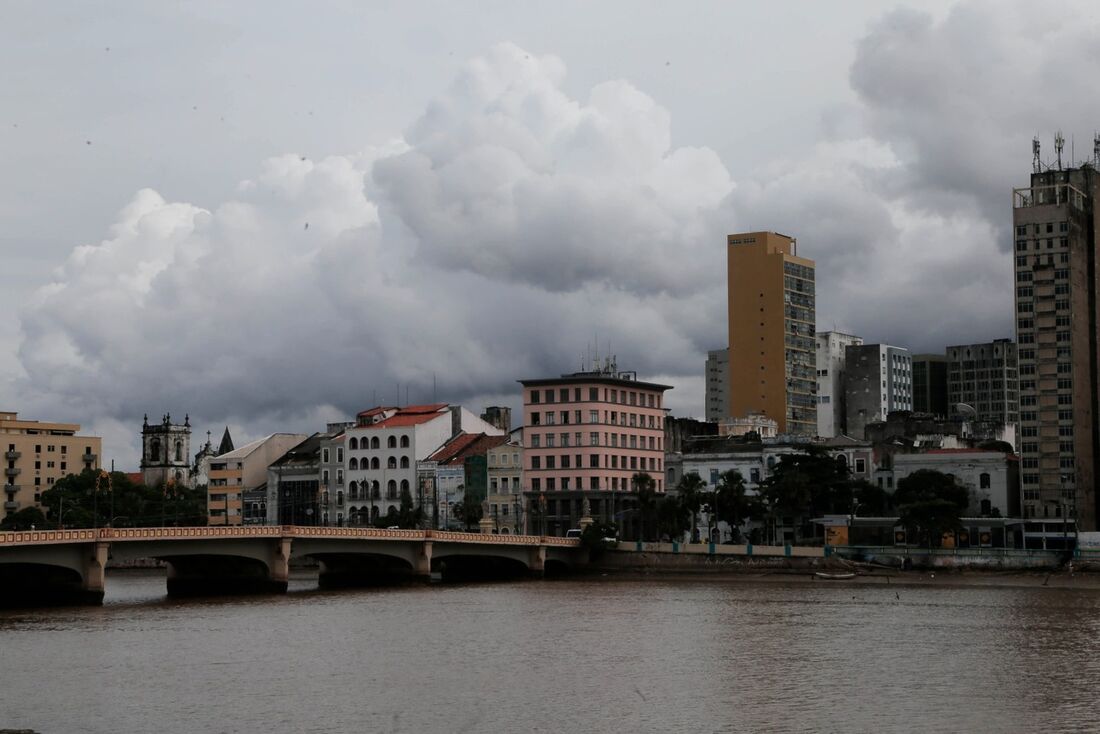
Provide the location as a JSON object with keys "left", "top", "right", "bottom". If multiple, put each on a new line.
{"left": 1055, "top": 131, "right": 1065, "bottom": 171}
{"left": 1033, "top": 136, "right": 1042, "bottom": 173}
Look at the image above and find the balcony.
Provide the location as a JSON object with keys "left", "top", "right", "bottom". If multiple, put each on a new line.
{"left": 4, "top": 501, "right": 17, "bottom": 511}
{"left": 4, "top": 467, "right": 20, "bottom": 478}
{"left": 82, "top": 453, "right": 98, "bottom": 463}
{"left": 4, "top": 485, "right": 20, "bottom": 494}
{"left": 4, "top": 450, "right": 20, "bottom": 460}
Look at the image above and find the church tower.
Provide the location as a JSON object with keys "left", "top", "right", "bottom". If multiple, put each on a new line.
{"left": 140, "top": 413, "right": 193, "bottom": 488}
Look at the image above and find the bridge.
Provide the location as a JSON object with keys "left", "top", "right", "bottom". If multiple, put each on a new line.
{"left": 0, "top": 526, "right": 583, "bottom": 606}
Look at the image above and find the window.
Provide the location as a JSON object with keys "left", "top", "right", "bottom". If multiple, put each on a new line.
{"left": 387, "top": 436, "right": 397, "bottom": 449}
{"left": 322, "top": 448, "right": 329, "bottom": 463}
{"left": 530, "top": 390, "right": 540, "bottom": 404}
{"left": 337, "top": 448, "right": 343, "bottom": 462}
{"left": 531, "top": 456, "right": 541, "bottom": 470}
{"left": 979, "top": 473, "right": 991, "bottom": 489}
{"left": 531, "top": 412, "right": 540, "bottom": 426}
{"left": 589, "top": 388, "right": 598, "bottom": 401}
{"left": 530, "top": 435, "right": 541, "bottom": 448}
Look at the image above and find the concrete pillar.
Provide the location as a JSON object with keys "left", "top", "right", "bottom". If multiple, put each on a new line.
{"left": 479, "top": 517, "right": 495, "bottom": 535}
{"left": 528, "top": 545, "right": 546, "bottom": 578}
{"left": 414, "top": 540, "right": 433, "bottom": 580}
{"left": 83, "top": 541, "right": 110, "bottom": 604}
{"left": 269, "top": 537, "right": 292, "bottom": 592}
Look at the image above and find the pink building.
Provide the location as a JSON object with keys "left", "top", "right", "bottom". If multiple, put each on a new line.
{"left": 520, "top": 367, "right": 671, "bottom": 537}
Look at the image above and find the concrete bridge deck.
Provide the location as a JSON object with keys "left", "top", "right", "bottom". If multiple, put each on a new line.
{"left": 0, "top": 526, "right": 582, "bottom": 606}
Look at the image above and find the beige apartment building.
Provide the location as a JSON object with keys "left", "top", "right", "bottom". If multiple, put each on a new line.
{"left": 1013, "top": 161, "right": 1100, "bottom": 530}
{"left": 727, "top": 231, "right": 817, "bottom": 435}
{"left": 2, "top": 410, "right": 102, "bottom": 518}
{"left": 207, "top": 433, "right": 306, "bottom": 525}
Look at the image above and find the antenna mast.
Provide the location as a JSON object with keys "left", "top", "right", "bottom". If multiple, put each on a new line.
{"left": 1055, "top": 131, "right": 1065, "bottom": 171}
{"left": 1033, "top": 136, "right": 1041, "bottom": 173}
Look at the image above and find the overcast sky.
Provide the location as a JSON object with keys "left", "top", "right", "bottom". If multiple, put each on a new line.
{"left": 4, "top": 0, "right": 1100, "bottom": 467}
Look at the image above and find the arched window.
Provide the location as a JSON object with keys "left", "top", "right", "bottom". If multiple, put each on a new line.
{"left": 400, "top": 479, "right": 409, "bottom": 493}
{"left": 387, "top": 456, "right": 397, "bottom": 469}
{"left": 150, "top": 438, "right": 161, "bottom": 462}
{"left": 371, "top": 457, "right": 380, "bottom": 470}
{"left": 400, "top": 435, "right": 410, "bottom": 448}
{"left": 387, "top": 480, "right": 397, "bottom": 500}
{"left": 371, "top": 481, "right": 380, "bottom": 499}
{"left": 336, "top": 490, "right": 344, "bottom": 506}
{"left": 175, "top": 441, "right": 183, "bottom": 461}
{"left": 979, "top": 473, "right": 991, "bottom": 489}
{"left": 348, "top": 505, "right": 358, "bottom": 524}
{"left": 371, "top": 505, "right": 380, "bottom": 520}
{"left": 174, "top": 470, "right": 182, "bottom": 481}
{"left": 337, "top": 512, "right": 344, "bottom": 527}
{"left": 981, "top": 499, "right": 992, "bottom": 515}
{"left": 349, "top": 437, "right": 359, "bottom": 450}
{"left": 400, "top": 456, "right": 410, "bottom": 469}
{"left": 371, "top": 437, "right": 380, "bottom": 449}
{"left": 348, "top": 480, "right": 358, "bottom": 498}
{"left": 501, "top": 527, "right": 510, "bottom": 534}
{"left": 388, "top": 436, "right": 397, "bottom": 449}
{"left": 766, "top": 456, "right": 776, "bottom": 469}
{"left": 349, "top": 458, "right": 359, "bottom": 470}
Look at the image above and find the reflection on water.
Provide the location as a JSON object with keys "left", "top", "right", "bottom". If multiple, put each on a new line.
{"left": 3, "top": 570, "right": 1100, "bottom": 733}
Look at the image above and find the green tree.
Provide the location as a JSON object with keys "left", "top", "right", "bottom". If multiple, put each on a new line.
{"left": 632, "top": 472, "right": 657, "bottom": 541}
{"left": 454, "top": 491, "right": 483, "bottom": 531}
{"left": 714, "top": 470, "right": 756, "bottom": 542}
{"left": 758, "top": 449, "right": 863, "bottom": 543}
{"left": 656, "top": 494, "right": 689, "bottom": 542}
{"left": 397, "top": 484, "right": 422, "bottom": 528}
{"left": 0, "top": 506, "right": 47, "bottom": 530}
{"left": 676, "top": 472, "right": 706, "bottom": 542}
{"left": 894, "top": 470, "right": 969, "bottom": 549}
{"left": 39, "top": 469, "right": 208, "bottom": 528}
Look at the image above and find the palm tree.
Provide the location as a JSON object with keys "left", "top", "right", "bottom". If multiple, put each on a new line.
{"left": 676, "top": 472, "right": 706, "bottom": 543}
{"left": 632, "top": 472, "right": 657, "bottom": 541}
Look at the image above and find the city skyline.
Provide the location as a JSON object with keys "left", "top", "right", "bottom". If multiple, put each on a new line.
{"left": 5, "top": 1, "right": 1100, "bottom": 466}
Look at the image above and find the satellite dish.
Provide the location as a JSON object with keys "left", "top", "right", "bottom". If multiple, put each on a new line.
{"left": 954, "top": 403, "right": 977, "bottom": 418}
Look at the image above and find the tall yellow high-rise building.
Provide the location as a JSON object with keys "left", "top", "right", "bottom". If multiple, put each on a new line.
{"left": 727, "top": 232, "right": 817, "bottom": 435}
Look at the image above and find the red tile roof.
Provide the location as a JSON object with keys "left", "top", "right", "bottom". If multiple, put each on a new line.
{"left": 428, "top": 432, "right": 510, "bottom": 465}
{"left": 124, "top": 472, "right": 143, "bottom": 486}
{"left": 356, "top": 405, "right": 398, "bottom": 419}
{"left": 357, "top": 403, "right": 451, "bottom": 429}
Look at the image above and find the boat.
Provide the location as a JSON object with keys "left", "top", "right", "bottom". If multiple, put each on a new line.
{"left": 814, "top": 571, "right": 857, "bottom": 580}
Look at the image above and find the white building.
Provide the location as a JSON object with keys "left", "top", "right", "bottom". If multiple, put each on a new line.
{"left": 816, "top": 331, "right": 863, "bottom": 438}
{"left": 889, "top": 449, "right": 1018, "bottom": 518}
{"left": 343, "top": 404, "right": 504, "bottom": 526}
{"left": 844, "top": 343, "right": 913, "bottom": 440}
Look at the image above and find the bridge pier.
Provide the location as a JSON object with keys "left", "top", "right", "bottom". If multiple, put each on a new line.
{"left": 82, "top": 541, "right": 110, "bottom": 603}
{"left": 528, "top": 545, "right": 546, "bottom": 578}
{"left": 415, "top": 540, "right": 433, "bottom": 582}
{"left": 269, "top": 537, "right": 291, "bottom": 591}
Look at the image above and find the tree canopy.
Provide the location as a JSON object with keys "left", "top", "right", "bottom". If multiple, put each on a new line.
{"left": 894, "top": 469, "right": 970, "bottom": 548}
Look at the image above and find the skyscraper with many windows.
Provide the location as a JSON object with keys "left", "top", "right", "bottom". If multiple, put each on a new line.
{"left": 1013, "top": 162, "right": 1100, "bottom": 529}
{"left": 727, "top": 232, "right": 816, "bottom": 435}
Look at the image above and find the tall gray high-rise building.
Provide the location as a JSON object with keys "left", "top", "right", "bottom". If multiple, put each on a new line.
{"left": 704, "top": 348, "right": 729, "bottom": 422}
{"left": 843, "top": 344, "right": 912, "bottom": 440}
{"left": 912, "top": 354, "right": 948, "bottom": 417}
{"left": 1013, "top": 155, "right": 1100, "bottom": 529}
{"left": 945, "top": 340, "right": 1018, "bottom": 424}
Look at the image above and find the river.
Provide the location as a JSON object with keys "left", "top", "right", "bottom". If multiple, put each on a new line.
{"left": 2, "top": 571, "right": 1099, "bottom": 733}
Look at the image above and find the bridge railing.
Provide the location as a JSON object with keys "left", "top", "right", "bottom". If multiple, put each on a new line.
{"left": 0, "top": 525, "right": 582, "bottom": 547}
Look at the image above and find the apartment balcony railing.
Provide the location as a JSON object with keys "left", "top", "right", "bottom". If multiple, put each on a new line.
{"left": 4, "top": 501, "right": 18, "bottom": 511}
{"left": 4, "top": 451, "right": 20, "bottom": 460}
{"left": 82, "top": 453, "right": 98, "bottom": 463}
{"left": 4, "top": 467, "right": 20, "bottom": 478}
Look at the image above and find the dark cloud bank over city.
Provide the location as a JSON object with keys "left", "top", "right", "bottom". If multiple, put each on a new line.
{"left": 13, "top": 2, "right": 1100, "bottom": 464}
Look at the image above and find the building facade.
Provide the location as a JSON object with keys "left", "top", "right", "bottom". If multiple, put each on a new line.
{"left": 487, "top": 432, "right": 524, "bottom": 534}
{"left": 140, "top": 414, "right": 193, "bottom": 488}
{"left": 889, "top": 450, "right": 1019, "bottom": 519}
{"left": 946, "top": 340, "right": 1018, "bottom": 424}
{"left": 1013, "top": 162, "right": 1100, "bottom": 527}
{"left": 2, "top": 410, "right": 101, "bottom": 518}
{"left": 912, "top": 354, "right": 949, "bottom": 417}
{"left": 520, "top": 365, "right": 671, "bottom": 536}
{"left": 727, "top": 231, "right": 816, "bottom": 435}
{"left": 207, "top": 433, "right": 306, "bottom": 525}
{"left": 705, "top": 348, "right": 729, "bottom": 422}
{"left": 844, "top": 344, "right": 913, "bottom": 440}
{"left": 816, "top": 331, "right": 863, "bottom": 438}
{"left": 343, "top": 404, "right": 504, "bottom": 527}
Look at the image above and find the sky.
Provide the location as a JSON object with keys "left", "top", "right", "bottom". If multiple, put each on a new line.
{"left": 4, "top": 0, "right": 1100, "bottom": 467}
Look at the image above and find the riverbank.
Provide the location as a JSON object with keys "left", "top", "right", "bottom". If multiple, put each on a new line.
{"left": 584, "top": 547, "right": 1100, "bottom": 590}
